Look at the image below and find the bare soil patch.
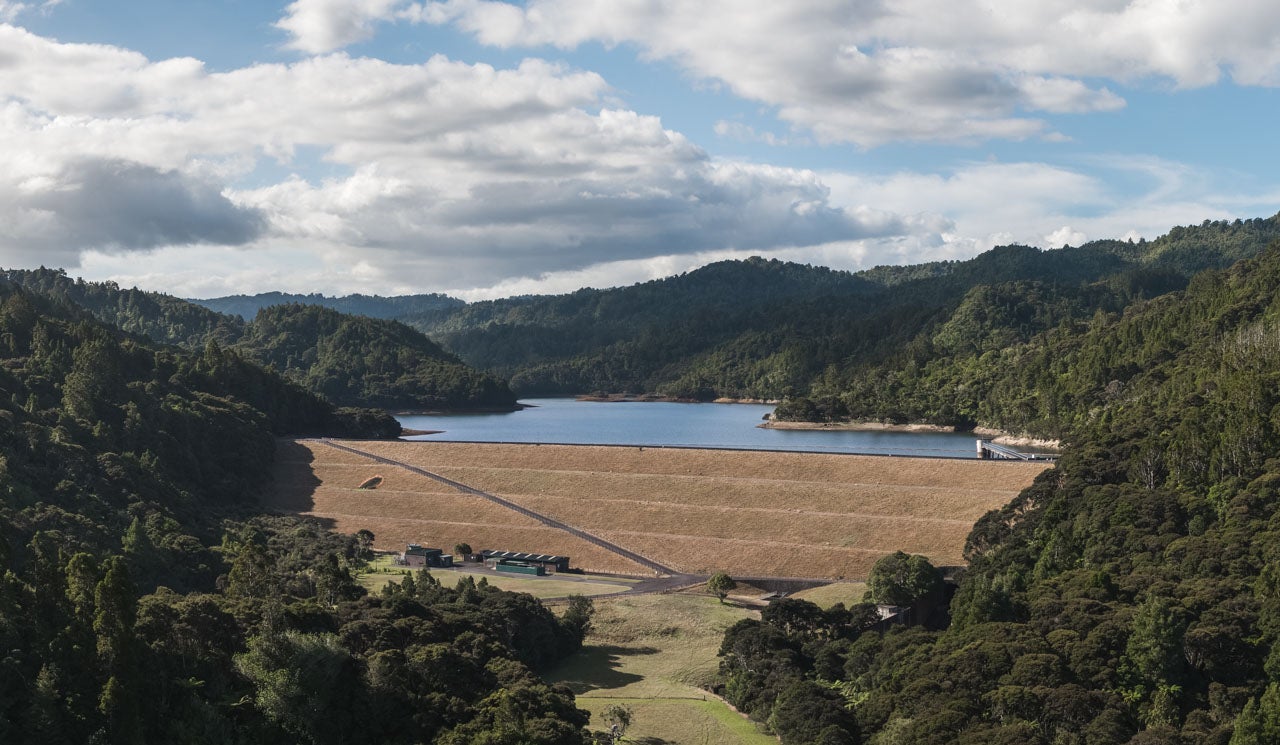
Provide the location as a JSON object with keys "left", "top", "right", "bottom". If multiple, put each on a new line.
{"left": 272, "top": 440, "right": 1049, "bottom": 579}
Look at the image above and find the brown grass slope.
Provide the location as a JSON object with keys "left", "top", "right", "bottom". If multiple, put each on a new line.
{"left": 270, "top": 440, "right": 1048, "bottom": 579}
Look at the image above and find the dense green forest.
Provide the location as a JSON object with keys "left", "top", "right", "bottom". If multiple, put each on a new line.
{"left": 0, "top": 280, "right": 591, "bottom": 743}
{"left": 714, "top": 244, "right": 1280, "bottom": 743}
{"left": 198, "top": 215, "right": 1280, "bottom": 411}
{"left": 428, "top": 214, "right": 1273, "bottom": 404}
{"left": 2, "top": 269, "right": 515, "bottom": 412}
{"left": 234, "top": 304, "right": 516, "bottom": 411}
{"left": 774, "top": 217, "right": 1280, "bottom": 438}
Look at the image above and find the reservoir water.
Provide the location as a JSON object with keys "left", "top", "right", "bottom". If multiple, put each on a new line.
{"left": 397, "top": 397, "right": 985, "bottom": 458}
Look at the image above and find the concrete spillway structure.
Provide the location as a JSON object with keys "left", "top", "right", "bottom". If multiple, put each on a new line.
{"left": 976, "top": 439, "right": 1050, "bottom": 461}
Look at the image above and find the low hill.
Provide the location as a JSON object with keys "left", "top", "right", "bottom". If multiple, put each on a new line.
{"left": 238, "top": 304, "right": 516, "bottom": 410}
{"left": 1, "top": 269, "right": 515, "bottom": 411}
{"left": 412, "top": 256, "right": 880, "bottom": 395}
{"left": 418, "top": 241, "right": 1151, "bottom": 398}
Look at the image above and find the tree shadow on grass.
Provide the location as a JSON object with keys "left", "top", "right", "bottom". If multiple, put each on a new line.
{"left": 550, "top": 644, "right": 659, "bottom": 693}
{"left": 628, "top": 737, "right": 675, "bottom": 744}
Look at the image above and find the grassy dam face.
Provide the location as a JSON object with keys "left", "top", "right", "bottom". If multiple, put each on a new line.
{"left": 271, "top": 439, "right": 1050, "bottom": 579}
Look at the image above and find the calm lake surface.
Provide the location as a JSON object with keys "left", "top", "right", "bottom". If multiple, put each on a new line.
{"left": 397, "top": 398, "right": 985, "bottom": 458}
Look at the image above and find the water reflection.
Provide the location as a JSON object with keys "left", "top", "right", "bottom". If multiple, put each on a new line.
{"left": 397, "top": 398, "right": 984, "bottom": 458}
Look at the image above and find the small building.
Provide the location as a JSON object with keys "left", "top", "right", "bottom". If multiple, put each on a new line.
{"left": 480, "top": 549, "right": 569, "bottom": 573}
{"left": 402, "top": 544, "right": 454, "bottom": 568}
{"left": 493, "top": 560, "right": 546, "bottom": 576}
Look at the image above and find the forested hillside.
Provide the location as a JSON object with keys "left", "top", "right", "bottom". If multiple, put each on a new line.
{"left": 0, "top": 280, "right": 591, "bottom": 743}
{"left": 415, "top": 248, "right": 1122, "bottom": 396}
{"left": 414, "top": 215, "right": 1280, "bottom": 401}
{"left": 778, "top": 217, "right": 1280, "bottom": 439}
{"left": 3, "top": 268, "right": 245, "bottom": 348}
{"left": 2, "top": 269, "right": 515, "bottom": 412}
{"left": 237, "top": 304, "right": 516, "bottom": 411}
{"left": 173, "top": 215, "right": 1280, "bottom": 410}
{"left": 416, "top": 256, "right": 879, "bottom": 395}
{"left": 714, "top": 245, "right": 1280, "bottom": 744}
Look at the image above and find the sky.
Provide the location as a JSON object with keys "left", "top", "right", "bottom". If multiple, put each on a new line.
{"left": 2, "top": 1, "right": 1279, "bottom": 300}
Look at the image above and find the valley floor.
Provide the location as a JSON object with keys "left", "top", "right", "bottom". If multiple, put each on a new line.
{"left": 548, "top": 591, "right": 777, "bottom": 745}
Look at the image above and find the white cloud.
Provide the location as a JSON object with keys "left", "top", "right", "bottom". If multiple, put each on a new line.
{"left": 0, "top": 3, "right": 27, "bottom": 22}
{"left": 820, "top": 157, "right": 1265, "bottom": 263}
{"left": 226, "top": 154, "right": 909, "bottom": 288}
{"left": 346, "top": 0, "right": 1280, "bottom": 146}
{"left": 1, "top": 20, "right": 1273, "bottom": 301}
{"left": 0, "top": 25, "right": 921, "bottom": 293}
{"left": 25, "top": 158, "right": 262, "bottom": 247}
{"left": 1043, "top": 226, "right": 1089, "bottom": 248}
{"left": 78, "top": 147, "right": 1268, "bottom": 299}
{"left": 424, "top": 154, "right": 1272, "bottom": 300}
{"left": 276, "top": 0, "right": 409, "bottom": 53}
{"left": 0, "top": 1, "right": 57, "bottom": 22}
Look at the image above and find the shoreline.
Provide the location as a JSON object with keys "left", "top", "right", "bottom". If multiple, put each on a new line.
{"left": 761, "top": 419, "right": 1062, "bottom": 451}
{"left": 381, "top": 438, "right": 990, "bottom": 461}
{"left": 392, "top": 398, "right": 1063, "bottom": 452}
{"left": 759, "top": 420, "right": 957, "bottom": 434}
{"left": 390, "top": 402, "right": 528, "bottom": 416}
{"left": 575, "top": 393, "right": 779, "bottom": 405}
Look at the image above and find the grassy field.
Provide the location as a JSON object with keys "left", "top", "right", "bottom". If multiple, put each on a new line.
{"left": 790, "top": 581, "right": 868, "bottom": 609}
{"left": 357, "top": 555, "right": 637, "bottom": 598}
{"left": 549, "top": 592, "right": 776, "bottom": 745}
{"left": 272, "top": 439, "right": 1049, "bottom": 579}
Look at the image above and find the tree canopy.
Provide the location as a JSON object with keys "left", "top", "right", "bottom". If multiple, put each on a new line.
{"left": 1, "top": 269, "right": 515, "bottom": 412}
{"left": 865, "top": 551, "right": 942, "bottom": 607}
{"left": 707, "top": 572, "right": 737, "bottom": 603}
{"left": 400, "top": 214, "right": 1280, "bottom": 404}
{"left": 0, "top": 279, "right": 585, "bottom": 743}
{"left": 717, "top": 240, "right": 1280, "bottom": 743}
